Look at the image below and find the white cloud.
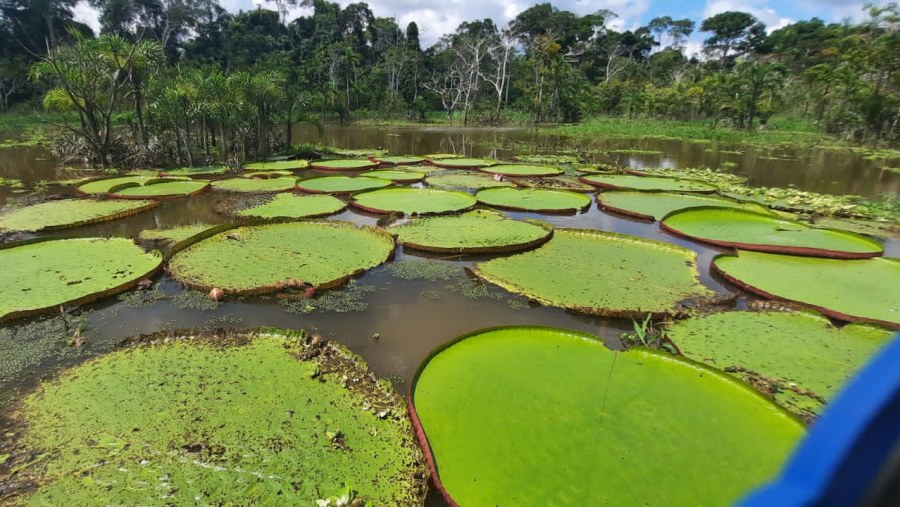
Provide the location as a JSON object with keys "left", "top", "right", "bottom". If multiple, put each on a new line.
{"left": 72, "top": 1, "right": 102, "bottom": 35}
{"left": 703, "top": 0, "right": 791, "bottom": 32}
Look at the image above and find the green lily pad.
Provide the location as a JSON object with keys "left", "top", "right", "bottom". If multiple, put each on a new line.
{"left": 0, "top": 199, "right": 157, "bottom": 232}
{"left": 211, "top": 177, "right": 297, "bottom": 193}
{"left": 296, "top": 176, "right": 391, "bottom": 194}
{"left": 234, "top": 193, "right": 347, "bottom": 219}
{"left": 598, "top": 191, "right": 773, "bottom": 221}
{"left": 662, "top": 207, "right": 883, "bottom": 258}
{"left": 351, "top": 188, "right": 476, "bottom": 216}
{"left": 513, "top": 154, "right": 580, "bottom": 164}
{"left": 331, "top": 148, "right": 385, "bottom": 157}
{"left": 310, "top": 159, "right": 379, "bottom": 171}
{"left": 426, "top": 171, "right": 514, "bottom": 190}
{"left": 665, "top": 311, "right": 892, "bottom": 418}
{"left": 371, "top": 155, "right": 425, "bottom": 165}
{"left": 713, "top": 250, "right": 900, "bottom": 327}
{"left": 475, "top": 229, "right": 712, "bottom": 317}
{"left": 424, "top": 153, "right": 462, "bottom": 160}
{"left": 160, "top": 165, "right": 230, "bottom": 177}
{"left": 390, "top": 210, "right": 553, "bottom": 253}
{"left": 428, "top": 158, "right": 496, "bottom": 169}
{"left": 509, "top": 176, "right": 595, "bottom": 192}
{"left": 76, "top": 176, "right": 154, "bottom": 195}
{"left": 411, "top": 326, "right": 802, "bottom": 507}
{"left": 110, "top": 180, "right": 209, "bottom": 199}
{"left": 360, "top": 170, "right": 425, "bottom": 182}
{"left": 168, "top": 221, "right": 394, "bottom": 294}
{"left": 1, "top": 331, "right": 426, "bottom": 505}
{"left": 479, "top": 164, "right": 564, "bottom": 177}
{"left": 244, "top": 160, "right": 309, "bottom": 171}
{"left": 476, "top": 187, "right": 591, "bottom": 213}
{"left": 0, "top": 238, "right": 162, "bottom": 321}
{"left": 580, "top": 174, "right": 717, "bottom": 192}
{"left": 138, "top": 224, "right": 218, "bottom": 244}
{"left": 240, "top": 170, "right": 293, "bottom": 178}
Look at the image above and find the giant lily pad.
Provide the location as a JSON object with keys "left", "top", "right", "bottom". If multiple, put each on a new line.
{"left": 510, "top": 176, "right": 595, "bottom": 192}
{"left": 76, "top": 176, "right": 154, "bottom": 195}
{"left": 211, "top": 177, "right": 297, "bottom": 193}
{"left": 110, "top": 179, "right": 209, "bottom": 199}
{"left": 476, "top": 187, "right": 591, "bottom": 213}
{"left": 351, "top": 188, "right": 476, "bottom": 215}
{"left": 665, "top": 311, "right": 892, "bottom": 418}
{"left": 168, "top": 221, "right": 394, "bottom": 295}
{"left": 235, "top": 193, "right": 346, "bottom": 219}
{"left": 712, "top": 250, "right": 900, "bottom": 327}
{"left": 371, "top": 155, "right": 425, "bottom": 165}
{"left": 296, "top": 175, "right": 391, "bottom": 194}
{"left": 0, "top": 238, "right": 162, "bottom": 321}
{"left": 0, "top": 330, "right": 426, "bottom": 505}
{"left": 580, "top": 174, "right": 717, "bottom": 193}
{"left": 513, "top": 154, "right": 580, "bottom": 164}
{"left": 598, "top": 191, "right": 772, "bottom": 221}
{"left": 474, "top": 229, "right": 712, "bottom": 317}
{"left": 360, "top": 169, "right": 425, "bottom": 182}
{"left": 479, "top": 164, "right": 564, "bottom": 177}
{"left": 244, "top": 160, "right": 309, "bottom": 171}
{"left": 662, "top": 207, "right": 883, "bottom": 258}
{"left": 410, "top": 326, "right": 802, "bottom": 506}
{"left": 160, "top": 165, "right": 230, "bottom": 177}
{"left": 390, "top": 210, "right": 552, "bottom": 253}
{"left": 310, "top": 159, "right": 379, "bottom": 171}
{"left": 428, "top": 158, "right": 496, "bottom": 169}
{"left": 0, "top": 199, "right": 157, "bottom": 232}
{"left": 426, "top": 171, "right": 514, "bottom": 190}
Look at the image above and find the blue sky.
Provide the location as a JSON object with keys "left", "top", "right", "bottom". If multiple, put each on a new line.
{"left": 73, "top": 0, "right": 892, "bottom": 48}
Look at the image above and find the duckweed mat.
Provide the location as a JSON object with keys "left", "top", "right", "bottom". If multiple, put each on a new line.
{"left": 580, "top": 174, "right": 717, "bottom": 193}
{"left": 168, "top": 221, "right": 394, "bottom": 294}
{"left": 390, "top": 210, "right": 553, "bottom": 253}
{"left": 0, "top": 199, "right": 157, "bottom": 232}
{"left": 479, "top": 164, "right": 564, "bottom": 177}
{"left": 110, "top": 180, "right": 209, "bottom": 199}
{"left": 425, "top": 171, "right": 514, "bottom": 190}
{"left": 351, "top": 187, "right": 476, "bottom": 215}
{"left": 235, "top": 193, "right": 346, "bottom": 219}
{"left": 296, "top": 176, "right": 391, "bottom": 194}
{"left": 244, "top": 160, "right": 309, "bottom": 171}
{"left": 474, "top": 229, "right": 712, "bottom": 317}
{"left": 598, "top": 191, "right": 772, "bottom": 221}
{"left": 476, "top": 187, "right": 591, "bottom": 213}
{"left": 0, "top": 238, "right": 163, "bottom": 321}
{"left": 211, "top": 177, "right": 298, "bottom": 193}
{"left": 0, "top": 330, "right": 426, "bottom": 505}
{"left": 713, "top": 251, "right": 900, "bottom": 327}
{"left": 427, "top": 158, "right": 496, "bottom": 169}
{"left": 410, "top": 326, "right": 802, "bottom": 506}
{"left": 662, "top": 207, "right": 883, "bottom": 258}
{"left": 665, "top": 311, "right": 892, "bottom": 419}
{"left": 310, "top": 159, "right": 379, "bottom": 171}
{"left": 360, "top": 170, "right": 425, "bottom": 182}
{"left": 371, "top": 155, "right": 425, "bottom": 165}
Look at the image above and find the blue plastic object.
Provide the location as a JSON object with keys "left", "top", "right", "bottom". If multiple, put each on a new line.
{"left": 740, "top": 332, "right": 900, "bottom": 507}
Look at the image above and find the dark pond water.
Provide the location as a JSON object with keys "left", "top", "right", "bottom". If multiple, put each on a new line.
{"left": 0, "top": 125, "right": 898, "bottom": 505}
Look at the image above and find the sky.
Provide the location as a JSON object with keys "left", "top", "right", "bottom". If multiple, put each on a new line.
{"left": 72, "top": 0, "right": 891, "bottom": 49}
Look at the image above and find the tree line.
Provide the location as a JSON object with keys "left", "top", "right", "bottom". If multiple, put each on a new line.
{"left": 1, "top": 0, "right": 898, "bottom": 166}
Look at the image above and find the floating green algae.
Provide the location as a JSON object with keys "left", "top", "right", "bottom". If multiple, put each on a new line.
{"left": 0, "top": 238, "right": 163, "bottom": 321}
{"left": 280, "top": 280, "right": 376, "bottom": 314}
{"left": 244, "top": 160, "right": 309, "bottom": 171}
{"left": 580, "top": 174, "right": 717, "bottom": 192}
{"left": 0, "top": 199, "right": 157, "bottom": 232}
{"left": 360, "top": 169, "right": 425, "bottom": 182}
{"left": 351, "top": 187, "right": 476, "bottom": 215}
{"left": 476, "top": 187, "right": 591, "bottom": 213}
{"left": 713, "top": 251, "right": 900, "bottom": 327}
{"left": 138, "top": 224, "right": 218, "bottom": 244}
{"left": 168, "top": 221, "right": 394, "bottom": 294}
{"left": 296, "top": 175, "right": 392, "bottom": 194}
{"left": 411, "top": 326, "right": 802, "bottom": 507}
{"left": 0, "top": 331, "right": 426, "bottom": 505}
{"left": 428, "top": 158, "right": 496, "bottom": 169}
{"left": 160, "top": 165, "right": 230, "bottom": 177}
{"left": 509, "top": 175, "right": 595, "bottom": 192}
{"left": 110, "top": 180, "right": 209, "bottom": 199}
{"left": 479, "top": 164, "right": 564, "bottom": 177}
{"left": 310, "top": 159, "right": 379, "bottom": 171}
{"left": 0, "top": 316, "right": 92, "bottom": 384}
{"left": 235, "top": 193, "right": 346, "bottom": 219}
{"left": 425, "top": 171, "right": 514, "bottom": 190}
{"left": 598, "top": 191, "right": 772, "bottom": 221}
{"left": 662, "top": 207, "right": 883, "bottom": 258}
{"left": 391, "top": 210, "right": 553, "bottom": 253}
{"left": 371, "top": 155, "right": 425, "bottom": 165}
{"left": 211, "top": 177, "right": 297, "bottom": 193}
{"left": 385, "top": 260, "right": 462, "bottom": 281}
{"left": 665, "top": 311, "right": 892, "bottom": 418}
{"left": 474, "top": 229, "right": 712, "bottom": 317}
{"left": 171, "top": 289, "right": 220, "bottom": 310}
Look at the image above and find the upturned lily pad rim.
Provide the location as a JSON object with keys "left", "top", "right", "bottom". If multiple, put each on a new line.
{"left": 661, "top": 206, "right": 884, "bottom": 259}
{"left": 370, "top": 155, "right": 426, "bottom": 166}
{"left": 109, "top": 180, "right": 211, "bottom": 200}
{"left": 427, "top": 158, "right": 497, "bottom": 169}
{"left": 579, "top": 174, "right": 718, "bottom": 193}
{"left": 309, "top": 159, "right": 380, "bottom": 171}
{"left": 711, "top": 252, "right": 900, "bottom": 329}
{"left": 391, "top": 212, "right": 554, "bottom": 254}
{"left": 407, "top": 325, "right": 803, "bottom": 507}
{"left": 294, "top": 175, "right": 392, "bottom": 194}
{"left": 0, "top": 198, "right": 158, "bottom": 232}
{"left": 350, "top": 187, "right": 477, "bottom": 216}
{"left": 478, "top": 164, "right": 565, "bottom": 177}
{"left": 475, "top": 187, "right": 592, "bottom": 214}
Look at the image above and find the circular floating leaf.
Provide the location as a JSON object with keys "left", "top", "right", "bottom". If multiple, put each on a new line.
{"left": 513, "top": 154, "right": 580, "bottom": 164}
{"left": 510, "top": 176, "right": 595, "bottom": 192}
{"left": 666, "top": 311, "right": 892, "bottom": 418}
{"left": 476, "top": 187, "right": 591, "bottom": 213}
{"left": 662, "top": 207, "right": 883, "bottom": 258}
{"left": 168, "top": 221, "right": 394, "bottom": 294}
{"left": 390, "top": 210, "right": 553, "bottom": 253}
{"left": 331, "top": 148, "right": 385, "bottom": 157}
{"left": 411, "top": 326, "right": 802, "bottom": 507}
{"left": 160, "top": 165, "right": 229, "bottom": 177}
{"left": 310, "top": 159, "right": 379, "bottom": 171}
{"left": 0, "top": 199, "right": 157, "bottom": 232}
{"left": 580, "top": 174, "right": 717, "bottom": 192}
{"left": 598, "top": 191, "right": 772, "bottom": 221}
{"left": 712, "top": 251, "right": 900, "bottom": 327}
{"left": 371, "top": 155, "right": 425, "bottom": 165}
{"left": 424, "top": 153, "right": 462, "bottom": 160}
{"left": 360, "top": 169, "right": 425, "bottom": 182}
{"left": 296, "top": 175, "right": 391, "bottom": 194}
{"left": 110, "top": 180, "right": 209, "bottom": 199}
{"left": 240, "top": 170, "right": 293, "bottom": 178}
{"left": 235, "top": 193, "right": 346, "bottom": 219}
{"left": 351, "top": 187, "right": 476, "bottom": 215}
{"left": 0, "top": 238, "right": 162, "bottom": 321}
{"left": 479, "top": 164, "right": 564, "bottom": 177}
{"left": 426, "top": 171, "right": 514, "bottom": 190}
{"left": 474, "top": 229, "right": 712, "bottom": 317}
{"left": 211, "top": 177, "right": 297, "bottom": 193}
{"left": 76, "top": 176, "right": 154, "bottom": 195}
{"left": 3, "top": 331, "right": 426, "bottom": 505}
{"left": 244, "top": 160, "right": 309, "bottom": 171}
{"left": 428, "top": 158, "right": 496, "bottom": 169}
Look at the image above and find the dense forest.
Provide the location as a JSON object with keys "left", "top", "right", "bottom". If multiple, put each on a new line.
{"left": 1, "top": 0, "right": 898, "bottom": 166}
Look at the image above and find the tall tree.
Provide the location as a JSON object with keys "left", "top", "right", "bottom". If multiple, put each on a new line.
{"left": 701, "top": 11, "right": 766, "bottom": 66}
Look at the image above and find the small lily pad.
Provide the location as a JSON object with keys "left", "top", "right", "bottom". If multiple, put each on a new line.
{"left": 296, "top": 176, "right": 391, "bottom": 194}
{"left": 351, "top": 187, "right": 476, "bottom": 215}
{"left": 390, "top": 210, "right": 553, "bottom": 253}
{"left": 476, "top": 187, "right": 591, "bottom": 213}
